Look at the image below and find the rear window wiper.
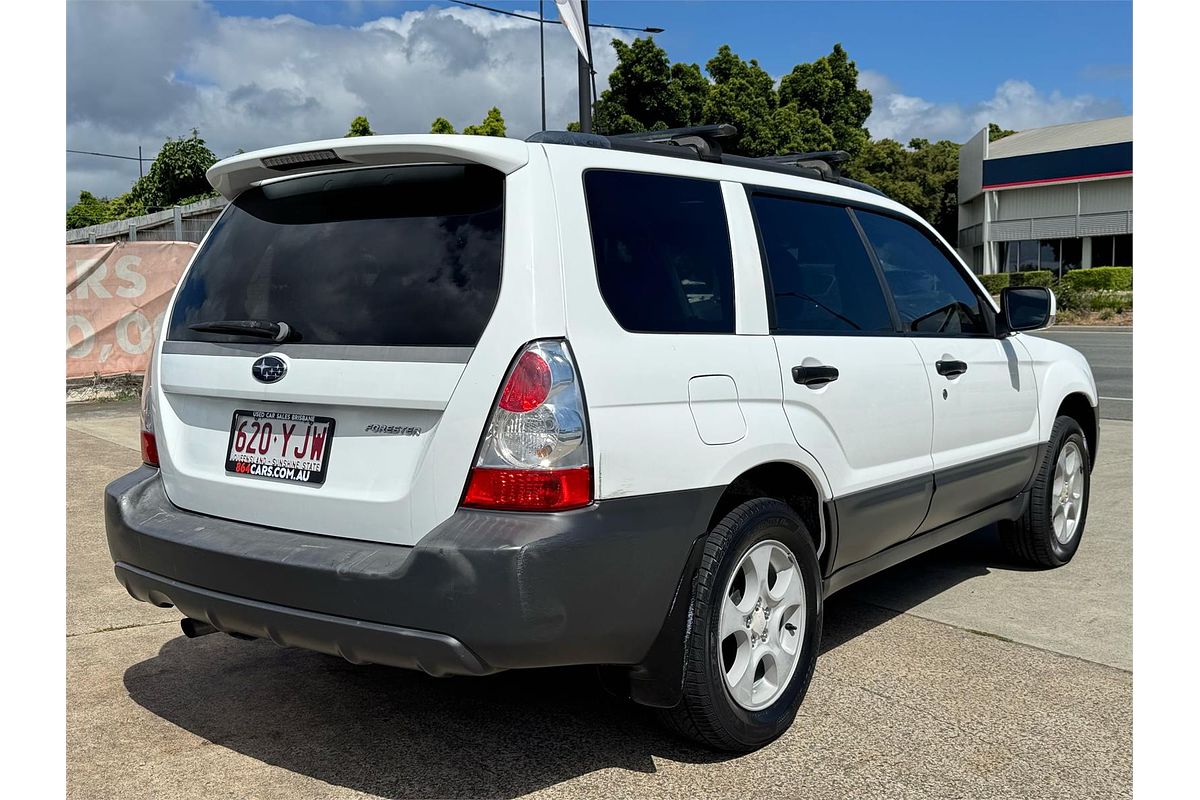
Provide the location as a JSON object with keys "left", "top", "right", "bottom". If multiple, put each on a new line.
{"left": 188, "top": 319, "right": 297, "bottom": 342}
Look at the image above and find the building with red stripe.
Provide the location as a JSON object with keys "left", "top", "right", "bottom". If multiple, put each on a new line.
{"left": 956, "top": 115, "right": 1132, "bottom": 275}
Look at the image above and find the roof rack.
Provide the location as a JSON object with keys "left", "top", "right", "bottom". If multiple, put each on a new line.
{"left": 758, "top": 150, "right": 850, "bottom": 179}
{"left": 525, "top": 126, "right": 889, "bottom": 199}
{"left": 609, "top": 124, "right": 738, "bottom": 160}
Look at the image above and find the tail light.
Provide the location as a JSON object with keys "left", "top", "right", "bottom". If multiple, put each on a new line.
{"left": 463, "top": 341, "right": 591, "bottom": 511}
{"left": 140, "top": 358, "right": 159, "bottom": 467}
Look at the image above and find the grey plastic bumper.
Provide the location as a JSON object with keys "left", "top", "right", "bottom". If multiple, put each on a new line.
{"left": 105, "top": 467, "right": 720, "bottom": 675}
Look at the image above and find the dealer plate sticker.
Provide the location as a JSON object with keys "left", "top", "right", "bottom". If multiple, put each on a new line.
{"left": 225, "top": 410, "right": 335, "bottom": 485}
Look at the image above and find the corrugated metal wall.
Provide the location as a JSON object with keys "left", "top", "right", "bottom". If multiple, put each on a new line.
{"left": 995, "top": 183, "right": 1077, "bottom": 220}
{"left": 1080, "top": 177, "right": 1133, "bottom": 214}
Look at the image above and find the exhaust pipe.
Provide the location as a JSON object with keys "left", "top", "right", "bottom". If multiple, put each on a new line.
{"left": 180, "top": 618, "right": 218, "bottom": 638}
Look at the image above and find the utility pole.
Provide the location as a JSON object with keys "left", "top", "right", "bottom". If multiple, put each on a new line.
{"left": 576, "top": 0, "right": 592, "bottom": 133}
{"left": 138, "top": 145, "right": 144, "bottom": 179}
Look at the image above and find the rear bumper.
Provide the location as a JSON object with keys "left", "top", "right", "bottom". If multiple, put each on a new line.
{"left": 105, "top": 467, "right": 719, "bottom": 676}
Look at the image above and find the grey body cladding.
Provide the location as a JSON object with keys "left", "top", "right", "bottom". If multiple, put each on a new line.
{"left": 825, "top": 443, "right": 1043, "bottom": 582}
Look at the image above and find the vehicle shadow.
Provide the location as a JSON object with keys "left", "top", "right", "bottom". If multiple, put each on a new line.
{"left": 123, "top": 523, "right": 1031, "bottom": 798}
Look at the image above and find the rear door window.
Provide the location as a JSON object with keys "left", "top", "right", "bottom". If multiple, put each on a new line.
{"left": 751, "top": 194, "right": 894, "bottom": 334}
{"left": 584, "top": 170, "right": 735, "bottom": 334}
{"left": 855, "top": 210, "right": 990, "bottom": 335}
{"left": 167, "top": 164, "right": 504, "bottom": 348}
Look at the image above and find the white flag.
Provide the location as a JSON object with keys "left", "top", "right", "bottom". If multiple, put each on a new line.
{"left": 555, "top": 0, "right": 590, "bottom": 64}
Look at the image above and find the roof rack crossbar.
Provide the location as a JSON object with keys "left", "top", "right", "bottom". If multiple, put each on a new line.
{"left": 757, "top": 150, "right": 851, "bottom": 179}
{"left": 609, "top": 124, "right": 738, "bottom": 160}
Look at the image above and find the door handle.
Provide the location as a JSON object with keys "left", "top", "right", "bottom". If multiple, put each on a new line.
{"left": 936, "top": 359, "right": 969, "bottom": 378}
{"left": 792, "top": 365, "right": 840, "bottom": 387}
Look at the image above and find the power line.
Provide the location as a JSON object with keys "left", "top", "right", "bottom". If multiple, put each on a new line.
{"left": 66, "top": 149, "right": 155, "bottom": 163}
{"left": 446, "top": 1, "right": 664, "bottom": 33}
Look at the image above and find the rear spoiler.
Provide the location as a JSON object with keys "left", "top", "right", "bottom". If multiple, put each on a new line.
{"left": 206, "top": 135, "right": 531, "bottom": 199}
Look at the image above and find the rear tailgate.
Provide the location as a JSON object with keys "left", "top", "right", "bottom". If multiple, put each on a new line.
{"left": 154, "top": 160, "right": 516, "bottom": 545}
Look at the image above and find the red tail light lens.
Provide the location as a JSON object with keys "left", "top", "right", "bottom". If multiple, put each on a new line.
{"left": 498, "top": 351, "right": 551, "bottom": 412}
{"left": 463, "top": 341, "right": 591, "bottom": 512}
{"left": 463, "top": 466, "right": 591, "bottom": 511}
{"left": 140, "top": 431, "right": 159, "bottom": 467}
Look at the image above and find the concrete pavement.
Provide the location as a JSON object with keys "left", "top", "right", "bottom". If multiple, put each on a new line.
{"left": 67, "top": 402, "right": 1131, "bottom": 799}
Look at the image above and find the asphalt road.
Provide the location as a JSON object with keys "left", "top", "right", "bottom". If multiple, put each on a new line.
{"left": 1031, "top": 327, "right": 1132, "bottom": 420}
{"left": 67, "top": 402, "right": 1131, "bottom": 799}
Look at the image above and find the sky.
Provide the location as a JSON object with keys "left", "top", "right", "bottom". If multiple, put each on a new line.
{"left": 66, "top": 0, "right": 1132, "bottom": 207}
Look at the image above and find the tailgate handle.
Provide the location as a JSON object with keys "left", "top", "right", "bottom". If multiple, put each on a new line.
{"left": 792, "top": 365, "right": 840, "bottom": 387}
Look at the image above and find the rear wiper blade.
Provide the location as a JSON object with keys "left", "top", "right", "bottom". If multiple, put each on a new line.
{"left": 188, "top": 319, "right": 296, "bottom": 342}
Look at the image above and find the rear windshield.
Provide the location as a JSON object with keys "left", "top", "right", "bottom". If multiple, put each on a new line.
{"left": 167, "top": 164, "right": 504, "bottom": 348}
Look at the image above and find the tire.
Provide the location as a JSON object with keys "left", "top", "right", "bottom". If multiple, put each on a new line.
{"left": 1000, "top": 415, "right": 1091, "bottom": 568}
{"left": 659, "top": 498, "right": 822, "bottom": 752}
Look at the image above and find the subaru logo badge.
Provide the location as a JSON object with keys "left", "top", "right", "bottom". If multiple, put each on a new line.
{"left": 251, "top": 355, "right": 287, "bottom": 384}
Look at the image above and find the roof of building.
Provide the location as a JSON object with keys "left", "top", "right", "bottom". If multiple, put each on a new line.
{"left": 987, "top": 115, "right": 1132, "bottom": 159}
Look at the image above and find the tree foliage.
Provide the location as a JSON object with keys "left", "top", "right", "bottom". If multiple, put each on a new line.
{"left": 130, "top": 130, "right": 219, "bottom": 210}
{"left": 988, "top": 122, "right": 1017, "bottom": 142}
{"left": 462, "top": 107, "right": 507, "bottom": 137}
{"left": 67, "top": 130, "right": 218, "bottom": 229}
{"left": 592, "top": 39, "right": 869, "bottom": 158}
{"left": 347, "top": 115, "right": 375, "bottom": 137}
{"left": 844, "top": 137, "right": 962, "bottom": 239}
{"left": 66, "top": 191, "right": 112, "bottom": 230}
{"left": 430, "top": 117, "right": 457, "bottom": 134}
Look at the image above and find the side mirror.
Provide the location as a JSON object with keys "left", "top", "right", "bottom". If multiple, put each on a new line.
{"left": 998, "top": 286, "right": 1056, "bottom": 334}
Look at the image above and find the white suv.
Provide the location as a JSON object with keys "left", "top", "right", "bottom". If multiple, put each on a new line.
{"left": 106, "top": 126, "right": 1098, "bottom": 752}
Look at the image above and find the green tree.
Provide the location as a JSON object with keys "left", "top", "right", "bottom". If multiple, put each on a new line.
{"left": 430, "top": 117, "right": 457, "bottom": 134}
{"left": 66, "top": 190, "right": 112, "bottom": 230}
{"left": 130, "top": 130, "right": 219, "bottom": 210}
{"left": 462, "top": 107, "right": 507, "bottom": 137}
{"left": 592, "top": 37, "right": 708, "bottom": 134}
{"left": 845, "top": 137, "right": 962, "bottom": 239}
{"left": 778, "top": 43, "right": 873, "bottom": 158}
{"left": 347, "top": 115, "right": 375, "bottom": 137}
{"left": 589, "top": 40, "right": 872, "bottom": 159}
{"left": 988, "top": 122, "right": 1017, "bottom": 142}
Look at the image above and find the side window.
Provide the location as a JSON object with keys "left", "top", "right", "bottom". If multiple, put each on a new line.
{"left": 856, "top": 210, "right": 990, "bottom": 335}
{"left": 751, "top": 194, "right": 893, "bottom": 334}
{"left": 584, "top": 170, "right": 735, "bottom": 334}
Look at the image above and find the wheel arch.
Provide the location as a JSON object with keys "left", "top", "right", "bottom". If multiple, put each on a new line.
{"left": 707, "top": 462, "right": 827, "bottom": 568}
{"left": 1056, "top": 391, "right": 1099, "bottom": 469}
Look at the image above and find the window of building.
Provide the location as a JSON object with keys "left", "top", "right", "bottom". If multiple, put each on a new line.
{"left": 1039, "top": 239, "right": 1062, "bottom": 276}
{"left": 584, "top": 170, "right": 735, "bottom": 334}
{"left": 856, "top": 210, "right": 989, "bottom": 335}
{"left": 1062, "top": 238, "right": 1083, "bottom": 272}
{"left": 1091, "top": 235, "right": 1115, "bottom": 267}
{"left": 751, "top": 195, "right": 894, "bottom": 334}
{"left": 1003, "top": 242, "right": 1019, "bottom": 272}
{"left": 1114, "top": 234, "right": 1132, "bottom": 266}
{"left": 1018, "top": 239, "right": 1040, "bottom": 271}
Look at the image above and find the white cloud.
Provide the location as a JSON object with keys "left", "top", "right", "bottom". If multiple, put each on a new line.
{"left": 66, "top": 2, "right": 625, "bottom": 206}
{"left": 860, "top": 69, "right": 1127, "bottom": 145}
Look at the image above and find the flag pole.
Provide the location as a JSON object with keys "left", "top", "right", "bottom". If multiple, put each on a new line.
{"left": 576, "top": 0, "right": 592, "bottom": 132}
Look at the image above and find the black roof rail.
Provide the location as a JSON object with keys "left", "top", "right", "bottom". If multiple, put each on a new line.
{"left": 609, "top": 124, "right": 738, "bottom": 160}
{"left": 758, "top": 150, "right": 851, "bottom": 179}
{"left": 524, "top": 127, "right": 891, "bottom": 199}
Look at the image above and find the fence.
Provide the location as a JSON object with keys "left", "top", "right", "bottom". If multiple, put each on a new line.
{"left": 65, "top": 196, "right": 228, "bottom": 245}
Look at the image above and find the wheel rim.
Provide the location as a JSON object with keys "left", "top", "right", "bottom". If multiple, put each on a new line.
{"left": 718, "top": 539, "right": 806, "bottom": 711}
{"left": 1051, "top": 440, "right": 1086, "bottom": 545}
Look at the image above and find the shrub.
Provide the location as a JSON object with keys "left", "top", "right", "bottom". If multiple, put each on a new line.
{"left": 1060, "top": 267, "right": 1132, "bottom": 292}
{"left": 977, "top": 273, "right": 1010, "bottom": 294}
{"left": 1010, "top": 270, "right": 1054, "bottom": 288}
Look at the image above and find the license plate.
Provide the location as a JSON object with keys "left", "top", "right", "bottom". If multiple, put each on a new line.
{"left": 225, "top": 410, "right": 335, "bottom": 485}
